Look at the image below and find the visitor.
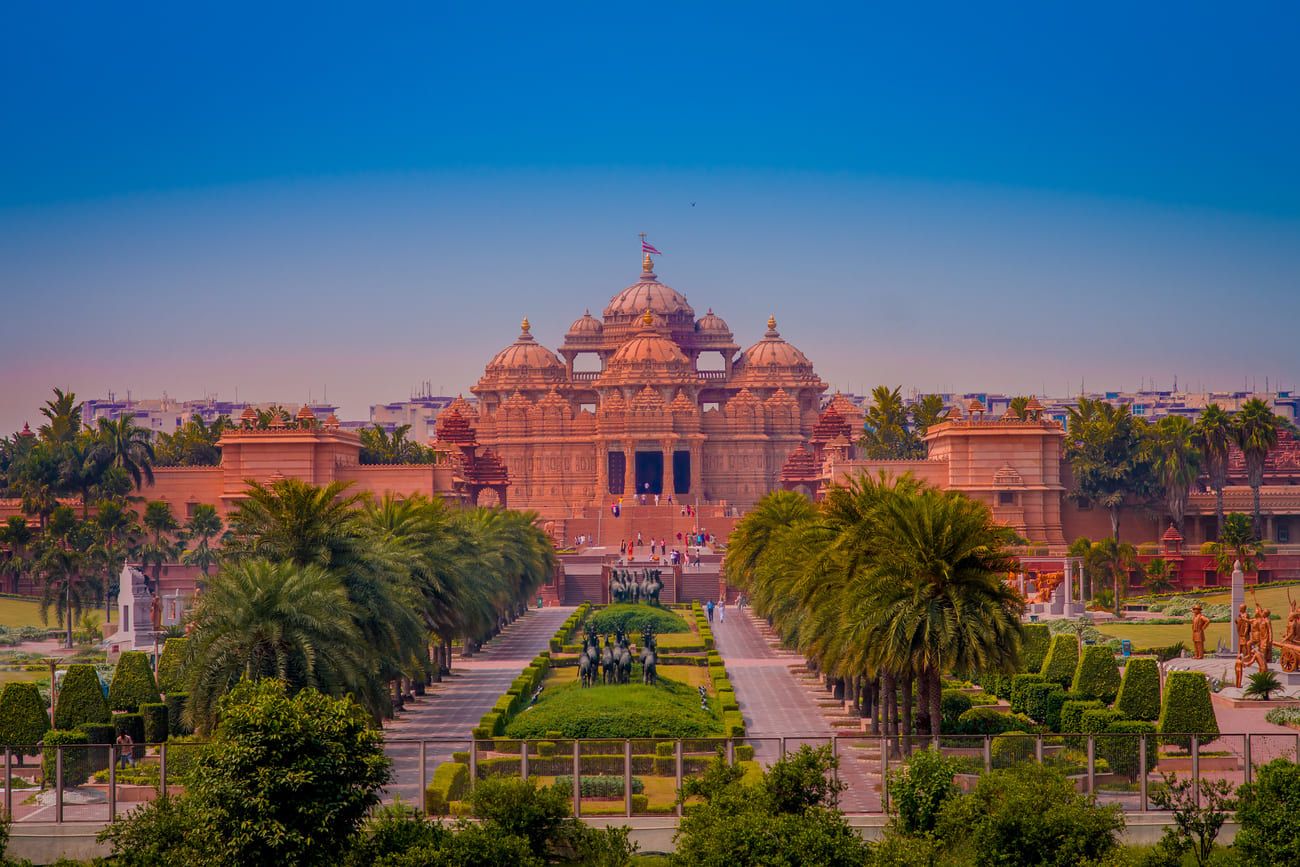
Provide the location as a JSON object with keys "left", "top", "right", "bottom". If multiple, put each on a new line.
{"left": 719, "top": 600, "right": 726, "bottom": 623}
{"left": 116, "top": 731, "right": 134, "bottom": 769}
{"left": 650, "top": 540, "right": 657, "bottom": 555}
{"left": 706, "top": 600, "right": 715, "bottom": 622}
{"left": 667, "top": 494, "right": 673, "bottom": 505}
{"left": 680, "top": 506, "right": 686, "bottom": 517}
{"left": 654, "top": 493, "right": 660, "bottom": 506}
{"left": 636, "top": 531, "right": 643, "bottom": 547}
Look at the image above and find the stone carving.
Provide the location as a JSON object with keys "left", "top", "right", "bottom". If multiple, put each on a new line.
{"left": 608, "top": 569, "right": 664, "bottom": 606}
{"left": 1191, "top": 605, "right": 1210, "bottom": 659}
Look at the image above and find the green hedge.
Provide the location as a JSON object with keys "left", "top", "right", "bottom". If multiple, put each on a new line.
{"left": 940, "top": 690, "right": 974, "bottom": 732}
{"left": 1099, "top": 720, "right": 1158, "bottom": 782}
{"left": 1158, "top": 671, "right": 1219, "bottom": 750}
{"left": 1043, "top": 689, "right": 1079, "bottom": 732}
{"left": 140, "top": 702, "right": 169, "bottom": 744}
{"left": 42, "top": 729, "right": 90, "bottom": 787}
{"left": 109, "top": 652, "right": 161, "bottom": 713}
{"left": 75, "top": 722, "right": 115, "bottom": 773}
{"left": 1022, "top": 682, "right": 1058, "bottom": 725}
{"left": 54, "top": 664, "right": 109, "bottom": 730}
{"left": 165, "top": 692, "right": 191, "bottom": 736}
{"left": 0, "top": 682, "right": 50, "bottom": 753}
{"left": 953, "top": 708, "right": 1036, "bottom": 736}
{"left": 1072, "top": 646, "right": 1121, "bottom": 704}
{"left": 1040, "top": 635, "right": 1079, "bottom": 687}
{"left": 155, "top": 638, "right": 188, "bottom": 694}
{"left": 113, "top": 713, "right": 145, "bottom": 760}
{"left": 1010, "top": 674, "right": 1047, "bottom": 714}
{"left": 1080, "top": 708, "right": 1125, "bottom": 735}
{"left": 991, "top": 732, "right": 1036, "bottom": 765}
{"left": 1059, "top": 700, "right": 1105, "bottom": 734}
{"left": 425, "top": 761, "right": 469, "bottom": 815}
{"left": 1022, "top": 623, "right": 1052, "bottom": 673}
{"left": 587, "top": 604, "right": 690, "bottom": 636}
{"left": 550, "top": 775, "right": 645, "bottom": 797}
{"left": 504, "top": 676, "right": 725, "bottom": 739}
{"left": 1115, "top": 658, "right": 1160, "bottom": 721}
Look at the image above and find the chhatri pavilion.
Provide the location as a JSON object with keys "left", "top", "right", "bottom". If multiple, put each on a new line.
{"left": 461, "top": 253, "right": 826, "bottom": 512}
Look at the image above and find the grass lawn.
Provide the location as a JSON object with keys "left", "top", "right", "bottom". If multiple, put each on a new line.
{"left": 0, "top": 598, "right": 46, "bottom": 629}
{"left": 1094, "top": 621, "right": 1229, "bottom": 651}
{"left": 507, "top": 672, "right": 722, "bottom": 738}
{"left": 656, "top": 631, "right": 705, "bottom": 649}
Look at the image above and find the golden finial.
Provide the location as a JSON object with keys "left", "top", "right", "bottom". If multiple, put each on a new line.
{"left": 642, "top": 253, "right": 653, "bottom": 273}
{"left": 521, "top": 316, "right": 530, "bottom": 334}
{"left": 641, "top": 308, "right": 654, "bottom": 327}
{"left": 767, "top": 315, "right": 777, "bottom": 330}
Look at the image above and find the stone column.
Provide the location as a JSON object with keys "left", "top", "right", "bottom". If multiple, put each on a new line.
{"left": 624, "top": 447, "right": 636, "bottom": 499}
{"left": 663, "top": 440, "right": 675, "bottom": 498}
{"left": 1231, "top": 559, "right": 1245, "bottom": 654}
{"left": 1064, "top": 559, "right": 1074, "bottom": 614}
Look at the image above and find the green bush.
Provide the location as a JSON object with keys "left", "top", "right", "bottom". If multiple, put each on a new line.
{"left": 114, "top": 713, "right": 145, "bottom": 760}
{"left": 1071, "top": 645, "right": 1121, "bottom": 703}
{"left": 935, "top": 763, "right": 1123, "bottom": 865}
{"left": 54, "top": 664, "right": 109, "bottom": 730}
{"left": 1059, "top": 699, "right": 1104, "bottom": 734}
{"left": 723, "top": 711, "right": 745, "bottom": 737}
{"left": 425, "top": 761, "right": 470, "bottom": 815}
{"left": 1022, "top": 623, "right": 1052, "bottom": 673}
{"left": 954, "top": 708, "right": 1036, "bottom": 736}
{"left": 586, "top": 603, "right": 689, "bottom": 636}
{"left": 110, "top": 651, "right": 161, "bottom": 713}
{"left": 0, "top": 681, "right": 51, "bottom": 756}
{"left": 155, "top": 638, "right": 188, "bottom": 694}
{"left": 42, "top": 729, "right": 91, "bottom": 787}
{"left": 1114, "top": 657, "right": 1160, "bottom": 721}
{"left": 1157, "top": 670, "right": 1219, "bottom": 750}
{"left": 467, "top": 776, "right": 572, "bottom": 856}
{"left": 1236, "top": 758, "right": 1300, "bottom": 866}
{"left": 549, "top": 774, "right": 644, "bottom": 797}
{"left": 1040, "top": 634, "right": 1079, "bottom": 687}
{"left": 1022, "top": 682, "right": 1058, "bottom": 724}
{"left": 734, "top": 744, "right": 754, "bottom": 762}
{"left": 75, "top": 722, "right": 116, "bottom": 773}
{"left": 161, "top": 735, "right": 211, "bottom": 786}
{"left": 992, "top": 673, "right": 1014, "bottom": 700}
{"left": 1079, "top": 708, "right": 1124, "bottom": 735}
{"left": 1009, "top": 673, "right": 1047, "bottom": 714}
{"left": 140, "top": 702, "right": 169, "bottom": 744}
{"left": 888, "top": 747, "right": 960, "bottom": 836}
{"left": 504, "top": 676, "right": 723, "bottom": 739}
{"left": 940, "top": 690, "right": 974, "bottom": 732}
{"left": 1097, "top": 720, "right": 1157, "bottom": 782}
{"left": 165, "top": 692, "right": 192, "bottom": 736}
{"left": 991, "top": 732, "right": 1036, "bottom": 766}
{"left": 1043, "top": 689, "right": 1077, "bottom": 732}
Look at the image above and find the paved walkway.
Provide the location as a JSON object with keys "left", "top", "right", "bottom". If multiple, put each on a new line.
{"left": 383, "top": 606, "right": 574, "bottom": 804}
{"left": 711, "top": 609, "right": 880, "bottom": 811}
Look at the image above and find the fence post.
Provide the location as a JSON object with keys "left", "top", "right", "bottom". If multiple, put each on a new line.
{"left": 983, "top": 735, "right": 992, "bottom": 773}
{"left": 1086, "top": 736, "right": 1095, "bottom": 795}
{"left": 726, "top": 738, "right": 734, "bottom": 766}
{"left": 572, "top": 740, "right": 581, "bottom": 818}
{"left": 108, "top": 744, "right": 117, "bottom": 820}
{"left": 469, "top": 738, "right": 478, "bottom": 791}
{"left": 779, "top": 737, "right": 786, "bottom": 761}
{"left": 1035, "top": 734, "right": 1043, "bottom": 765}
{"left": 624, "top": 740, "right": 633, "bottom": 816}
{"left": 521, "top": 741, "right": 529, "bottom": 782}
{"left": 1139, "top": 735, "right": 1148, "bottom": 811}
{"left": 1192, "top": 735, "right": 1200, "bottom": 808}
{"left": 419, "top": 741, "right": 427, "bottom": 798}
{"left": 3, "top": 748, "right": 10, "bottom": 819}
{"left": 160, "top": 741, "right": 167, "bottom": 795}
{"left": 55, "top": 746, "right": 64, "bottom": 824}
{"left": 674, "top": 740, "right": 684, "bottom": 818}
{"left": 880, "top": 736, "right": 890, "bottom": 814}
{"left": 831, "top": 737, "right": 839, "bottom": 787}
{"left": 1244, "top": 734, "right": 1252, "bottom": 786}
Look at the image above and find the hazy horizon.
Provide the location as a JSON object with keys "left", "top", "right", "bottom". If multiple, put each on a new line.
{"left": 3, "top": 4, "right": 1298, "bottom": 434}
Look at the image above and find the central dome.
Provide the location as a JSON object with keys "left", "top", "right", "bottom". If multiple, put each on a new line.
{"left": 603, "top": 256, "right": 695, "bottom": 320}
{"left": 609, "top": 310, "right": 690, "bottom": 366}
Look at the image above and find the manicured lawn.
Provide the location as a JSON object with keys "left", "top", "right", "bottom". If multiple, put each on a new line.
{"left": 0, "top": 597, "right": 46, "bottom": 629}
{"left": 506, "top": 673, "right": 723, "bottom": 738}
{"left": 656, "top": 631, "right": 705, "bottom": 649}
{"left": 545, "top": 663, "right": 709, "bottom": 691}
{"left": 1094, "top": 621, "right": 1230, "bottom": 651}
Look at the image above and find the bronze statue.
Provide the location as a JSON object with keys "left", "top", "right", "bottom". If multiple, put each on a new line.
{"left": 1237, "top": 603, "right": 1253, "bottom": 651}
{"left": 150, "top": 593, "right": 162, "bottom": 632}
{"left": 1191, "top": 605, "right": 1210, "bottom": 659}
{"left": 1257, "top": 608, "right": 1274, "bottom": 668}
{"left": 1286, "top": 593, "right": 1300, "bottom": 644}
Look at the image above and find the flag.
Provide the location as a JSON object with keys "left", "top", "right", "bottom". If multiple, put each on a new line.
{"left": 641, "top": 239, "right": 662, "bottom": 256}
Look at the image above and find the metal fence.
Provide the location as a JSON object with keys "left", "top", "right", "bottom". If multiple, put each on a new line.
{"left": 10, "top": 731, "right": 1300, "bottom": 823}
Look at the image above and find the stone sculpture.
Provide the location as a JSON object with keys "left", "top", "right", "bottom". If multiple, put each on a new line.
{"left": 608, "top": 568, "right": 665, "bottom": 606}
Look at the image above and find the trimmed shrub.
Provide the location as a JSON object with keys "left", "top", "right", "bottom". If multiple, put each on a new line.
{"left": 587, "top": 604, "right": 689, "bottom": 636}
{"left": 42, "top": 729, "right": 91, "bottom": 787}
{"left": 1098, "top": 720, "right": 1157, "bottom": 782}
{"left": 991, "top": 673, "right": 1013, "bottom": 700}
{"left": 1022, "top": 682, "right": 1058, "bottom": 725}
{"left": 723, "top": 711, "right": 745, "bottom": 738}
{"left": 0, "top": 682, "right": 51, "bottom": 758}
{"left": 1071, "top": 646, "right": 1121, "bottom": 704}
{"left": 504, "top": 677, "right": 723, "bottom": 739}
{"left": 425, "top": 761, "right": 470, "bottom": 815}
{"left": 1157, "top": 671, "right": 1219, "bottom": 750}
{"left": 954, "top": 708, "right": 1036, "bottom": 736}
{"left": 109, "top": 652, "right": 161, "bottom": 713}
{"left": 165, "top": 692, "right": 191, "bottom": 736}
{"left": 1236, "top": 758, "right": 1300, "bottom": 866}
{"left": 155, "top": 638, "right": 188, "bottom": 694}
{"left": 140, "top": 702, "right": 169, "bottom": 745}
{"left": 991, "top": 732, "right": 1036, "bottom": 765}
{"left": 940, "top": 690, "right": 974, "bottom": 732}
{"left": 1059, "top": 699, "right": 1105, "bottom": 734}
{"left": 113, "top": 713, "right": 145, "bottom": 760}
{"left": 1079, "top": 708, "right": 1124, "bottom": 736}
{"left": 549, "top": 775, "right": 645, "bottom": 797}
{"left": 1022, "top": 623, "right": 1052, "bottom": 674}
{"left": 734, "top": 744, "right": 754, "bottom": 761}
{"left": 1009, "top": 674, "right": 1047, "bottom": 714}
{"left": 1040, "top": 634, "right": 1079, "bottom": 687}
{"left": 75, "top": 722, "right": 116, "bottom": 773}
{"left": 1114, "top": 658, "right": 1160, "bottom": 721}
{"left": 54, "top": 664, "right": 109, "bottom": 730}
{"left": 1043, "top": 689, "right": 1079, "bottom": 732}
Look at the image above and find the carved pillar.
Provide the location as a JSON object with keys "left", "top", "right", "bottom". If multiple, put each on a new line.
{"left": 624, "top": 446, "right": 636, "bottom": 499}
{"left": 663, "top": 439, "right": 675, "bottom": 497}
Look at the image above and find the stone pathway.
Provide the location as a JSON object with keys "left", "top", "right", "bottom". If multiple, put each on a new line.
{"left": 383, "top": 606, "right": 574, "bottom": 804}
{"left": 711, "top": 609, "right": 881, "bottom": 812}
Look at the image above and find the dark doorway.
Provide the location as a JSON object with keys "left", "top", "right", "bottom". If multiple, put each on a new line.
{"left": 635, "top": 451, "right": 663, "bottom": 496}
{"left": 673, "top": 451, "right": 691, "bottom": 495}
{"left": 607, "top": 452, "right": 626, "bottom": 495}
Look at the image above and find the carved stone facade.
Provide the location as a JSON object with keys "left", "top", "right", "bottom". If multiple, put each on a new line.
{"left": 469, "top": 256, "right": 827, "bottom": 514}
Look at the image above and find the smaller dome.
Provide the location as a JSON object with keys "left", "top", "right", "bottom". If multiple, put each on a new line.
{"left": 487, "top": 318, "right": 564, "bottom": 372}
{"left": 566, "top": 309, "right": 603, "bottom": 337}
{"left": 737, "top": 315, "right": 812, "bottom": 370}
{"left": 696, "top": 308, "right": 731, "bottom": 334}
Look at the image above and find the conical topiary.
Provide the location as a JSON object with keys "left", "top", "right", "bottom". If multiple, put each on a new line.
{"left": 1072, "top": 645, "right": 1122, "bottom": 704}
{"left": 1115, "top": 658, "right": 1160, "bottom": 721}
{"left": 156, "top": 637, "right": 189, "bottom": 694}
{"left": 1040, "top": 634, "right": 1079, "bottom": 687}
{"left": 54, "top": 664, "right": 110, "bottom": 730}
{"left": 1157, "top": 671, "right": 1219, "bottom": 751}
{"left": 0, "top": 682, "right": 51, "bottom": 762}
{"left": 109, "top": 651, "right": 161, "bottom": 713}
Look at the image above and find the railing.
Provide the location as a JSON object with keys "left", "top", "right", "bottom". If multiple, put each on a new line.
{"left": 697, "top": 370, "right": 727, "bottom": 381}
{"left": 13, "top": 732, "right": 1294, "bottom": 823}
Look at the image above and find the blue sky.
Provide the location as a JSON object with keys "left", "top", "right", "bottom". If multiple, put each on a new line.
{"left": 2, "top": 3, "right": 1298, "bottom": 431}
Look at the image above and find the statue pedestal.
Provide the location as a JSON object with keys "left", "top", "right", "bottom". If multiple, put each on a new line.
{"left": 117, "top": 565, "right": 159, "bottom": 652}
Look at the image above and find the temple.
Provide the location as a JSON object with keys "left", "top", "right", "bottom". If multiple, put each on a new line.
{"left": 467, "top": 253, "right": 825, "bottom": 514}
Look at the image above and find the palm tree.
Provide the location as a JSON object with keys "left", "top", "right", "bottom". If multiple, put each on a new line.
{"left": 38, "top": 388, "right": 82, "bottom": 445}
{"left": 1234, "top": 398, "right": 1281, "bottom": 538}
{"left": 860, "top": 386, "right": 919, "bottom": 459}
{"left": 0, "top": 516, "right": 34, "bottom": 595}
{"left": 93, "top": 416, "right": 156, "bottom": 490}
{"left": 1065, "top": 398, "right": 1154, "bottom": 540}
{"left": 59, "top": 434, "right": 108, "bottom": 517}
{"left": 909, "top": 394, "right": 949, "bottom": 442}
{"left": 140, "top": 500, "right": 181, "bottom": 590}
{"left": 722, "top": 490, "right": 817, "bottom": 590}
{"left": 1008, "top": 396, "right": 1030, "bottom": 420}
{"left": 92, "top": 499, "right": 141, "bottom": 620}
{"left": 1142, "top": 557, "right": 1176, "bottom": 595}
{"left": 181, "top": 559, "right": 368, "bottom": 732}
{"left": 1210, "top": 512, "right": 1265, "bottom": 576}
{"left": 1087, "top": 537, "right": 1138, "bottom": 617}
{"left": 181, "top": 504, "right": 223, "bottom": 580}
{"left": 1194, "top": 404, "right": 1234, "bottom": 538}
{"left": 1146, "top": 416, "right": 1201, "bottom": 535}
{"left": 38, "top": 507, "right": 99, "bottom": 648}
